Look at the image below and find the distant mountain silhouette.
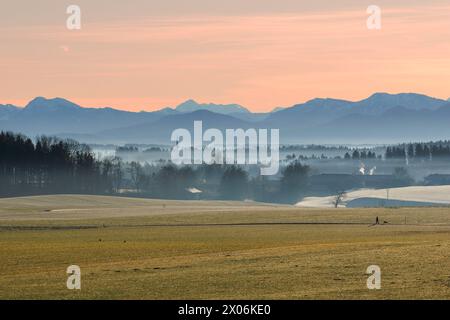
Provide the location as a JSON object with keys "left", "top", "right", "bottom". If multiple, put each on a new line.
{"left": 24, "top": 97, "right": 83, "bottom": 112}
{"left": 98, "top": 110, "right": 252, "bottom": 144}
{"left": 265, "top": 93, "right": 446, "bottom": 127}
{"left": 0, "top": 97, "right": 176, "bottom": 136}
{"left": 1, "top": 93, "right": 450, "bottom": 144}
{"left": 271, "top": 107, "right": 285, "bottom": 113}
{"left": 0, "top": 104, "right": 20, "bottom": 121}
{"left": 175, "top": 99, "right": 249, "bottom": 114}
{"left": 306, "top": 103, "right": 450, "bottom": 144}
{"left": 353, "top": 92, "right": 445, "bottom": 114}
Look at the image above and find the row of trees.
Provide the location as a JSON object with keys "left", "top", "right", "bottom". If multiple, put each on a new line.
{"left": 0, "top": 132, "right": 311, "bottom": 203}
{"left": 0, "top": 132, "right": 110, "bottom": 196}
{"left": 114, "top": 160, "right": 310, "bottom": 203}
{"left": 344, "top": 150, "right": 378, "bottom": 160}
{"left": 386, "top": 142, "right": 450, "bottom": 159}
{"left": 340, "top": 141, "right": 450, "bottom": 161}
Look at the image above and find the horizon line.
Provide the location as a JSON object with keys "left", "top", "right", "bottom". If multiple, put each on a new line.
{"left": 3, "top": 91, "right": 449, "bottom": 113}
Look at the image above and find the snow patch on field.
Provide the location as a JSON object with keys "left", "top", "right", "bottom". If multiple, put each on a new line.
{"left": 296, "top": 185, "right": 450, "bottom": 208}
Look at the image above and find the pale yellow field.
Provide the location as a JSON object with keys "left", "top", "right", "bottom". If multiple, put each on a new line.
{"left": 0, "top": 195, "right": 449, "bottom": 299}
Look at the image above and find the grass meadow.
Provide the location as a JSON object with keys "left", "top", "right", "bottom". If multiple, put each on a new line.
{"left": 0, "top": 195, "right": 449, "bottom": 299}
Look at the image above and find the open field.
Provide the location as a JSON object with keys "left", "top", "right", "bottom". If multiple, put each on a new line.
{"left": 0, "top": 195, "right": 449, "bottom": 299}
{"left": 296, "top": 185, "right": 450, "bottom": 208}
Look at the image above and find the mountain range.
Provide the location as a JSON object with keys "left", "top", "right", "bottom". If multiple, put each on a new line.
{"left": 1, "top": 93, "right": 450, "bottom": 144}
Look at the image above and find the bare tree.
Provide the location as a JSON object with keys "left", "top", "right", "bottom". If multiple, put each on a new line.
{"left": 111, "top": 157, "right": 123, "bottom": 193}
{"left": 128, "top": 161, "right": 144, "bottom": 192}
{"left": 332, "top": 191, "right": 347, "bottom": 208}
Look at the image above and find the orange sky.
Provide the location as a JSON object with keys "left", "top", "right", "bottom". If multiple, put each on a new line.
{"left": 1, "top": 1, "right": 450, "bottom": 111}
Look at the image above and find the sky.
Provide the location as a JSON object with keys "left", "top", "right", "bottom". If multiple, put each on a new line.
{"left": 1, "top": 0, "right": 450, "bottom": 112}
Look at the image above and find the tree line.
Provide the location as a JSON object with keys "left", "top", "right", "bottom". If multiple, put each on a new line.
{"left": 386, "top": 141, "right": 450, "bottom": 159}
{"left": 0, "top": 131, "right": 110, "bottom": 196}
{"left": 344, "top": 150, "right": 378, "bottom": 160}
{"left": 0, "top": 131, "right": 310, "bottom": 203}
